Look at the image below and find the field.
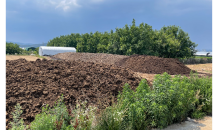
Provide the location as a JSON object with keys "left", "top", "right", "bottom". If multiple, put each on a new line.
{"left": 186, "top": 63, "right": 212, "bottom": 74}
{"left": 6, "top": 54, "right": 212, "bottom": 130}
{"left": 6, "top": 55, "right": 43, "bottom": 61}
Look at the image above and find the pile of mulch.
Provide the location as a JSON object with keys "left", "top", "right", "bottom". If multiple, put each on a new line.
{"left": 6, "top": 58, "right": 144, "bottom": 129}
{"left": 50, "top": 52, "right": 128, "bottom": 65}
{"left": 115, "top": 54, "right": 193, "bottom": 75}
{"left": 51, "top": 53, "right": 193, "bottom": 75}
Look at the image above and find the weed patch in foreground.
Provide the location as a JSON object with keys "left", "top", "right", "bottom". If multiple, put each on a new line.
{"left": 9, "top": 72, "right": 212, "bottom": 130}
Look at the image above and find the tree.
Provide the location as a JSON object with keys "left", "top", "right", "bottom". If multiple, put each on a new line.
{"left": 6, "top": 42, "right": 23, "bottom": 54}
{"left": 154, "top": 26, "right": 197, "bottom": 58}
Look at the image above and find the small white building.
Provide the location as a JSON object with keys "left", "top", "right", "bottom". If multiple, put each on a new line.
{"left": 39, "top": 46, "right": 76, "bottom": 56}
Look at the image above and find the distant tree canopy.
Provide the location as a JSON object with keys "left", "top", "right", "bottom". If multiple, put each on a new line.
{"left": 47, "top": 19, "right": 197, "bottom": 58}
{"left": 6, "top": 42, "right": 40, "bottom": 55}
{"left": 6, "top": 42, "right": 23, "bottom": 54}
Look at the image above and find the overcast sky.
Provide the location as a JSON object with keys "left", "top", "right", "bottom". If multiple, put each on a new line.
{"left": 6, "top": 0, "right": 212, "bottom": 50}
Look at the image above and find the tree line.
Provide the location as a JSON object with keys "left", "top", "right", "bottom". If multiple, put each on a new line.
{"left": 6, "top": 42, "right": 39, "bottom": 55}
{"left": 6, "top": 19, "right": 197, "bottom": 59}
{"left": 34, "top": 19, "right": 199, "bottom": 58}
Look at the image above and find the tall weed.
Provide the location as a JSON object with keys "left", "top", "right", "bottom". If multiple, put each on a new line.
{"left": 115, "top": 72, "right": 212, "bottom": 129}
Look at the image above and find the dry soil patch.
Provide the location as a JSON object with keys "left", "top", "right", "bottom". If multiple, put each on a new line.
{"left": 6, "top": 55, "right": 42, "bottom": 61}
{"left": 186, "top": 63, "right": 212, "bottom": 74}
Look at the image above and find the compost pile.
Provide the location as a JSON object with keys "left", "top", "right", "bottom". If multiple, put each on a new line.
{"left": 115, "top": 54, "right": 193, "bottom": 75}
{"left": 50, "top": 52, "right": 128, "bottom": 65}
{"left": 51, "top": 53, "right": 193, "bottom": 75}
{"left": 6, "top": 58, "right": 143, "bottom": 129}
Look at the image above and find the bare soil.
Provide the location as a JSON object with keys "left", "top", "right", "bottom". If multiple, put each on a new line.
{"left": 186, "top": 63, "right": 212, "bottom": 74}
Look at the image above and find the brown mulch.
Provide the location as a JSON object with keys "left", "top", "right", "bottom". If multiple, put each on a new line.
{"left": 50, "top": 52, "right": 128, "bottom": 65}
{"left": 115, "top": 54, "right": 193, "bottom": 75}
{"left": 6, "top": 58, "right": 144, "bottom": 129}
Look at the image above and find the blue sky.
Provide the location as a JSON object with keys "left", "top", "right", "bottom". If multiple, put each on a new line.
{"left": 6, "top": 0, "right": 212, "bottom": 50}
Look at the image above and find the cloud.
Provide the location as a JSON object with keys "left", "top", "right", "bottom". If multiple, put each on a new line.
{"left": 7, "top": 0, "right": 107, "bottom": 13}
{"left": 54, "top": 0, "right": 80, "bottom": 11}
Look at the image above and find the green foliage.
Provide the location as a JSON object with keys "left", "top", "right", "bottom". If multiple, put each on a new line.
{"left": 47, "top": 33, "right": 81, "bottom": 48}
{"left": 10, "top": 95, "right": 97, "bottom": 130}
{"left": 154, "top": 26, "right": 197, "bottom": 58}
{"left": 114, "top": 72, "right": 212, "bottom": 129}
{"left": 6, "top": 42, "right": 24, "bottom": 54}
{"left": 47, "top": 19, "right": 197, "bottom": 58}
{"left": 95, "top": 96, "right": 129, "bottom": 130}
{"left": 9, "top": 103, "right": 28, "bottom": 130}
{"left": 188, "top": 72, "right": 212, "bottom": 116}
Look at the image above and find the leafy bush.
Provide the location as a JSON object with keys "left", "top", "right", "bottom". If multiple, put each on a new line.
{"left": 6, "top": 42, "right": 24, "bottom": 54}
{"left": 9, "top": 95, "right": 97, "bottom": 130}
{"left": 95, "top": 97, "right": 129, "bottom": 130}
{"left": 188, "top": 72, "right": 212, "bottom": 116}
{"left": 9, "top": 103, "right": 28, "bottom": 130}
{"left": 111, "top": 72, "right": 212, "bottom": 129}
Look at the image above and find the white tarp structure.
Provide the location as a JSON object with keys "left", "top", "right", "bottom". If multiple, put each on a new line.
{"left": 39, "top": 46, "right": 76, "bottom": 56}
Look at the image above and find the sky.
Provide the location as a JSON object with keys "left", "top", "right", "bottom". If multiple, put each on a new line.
{"left": 6, "top": 0, "right": 212, "bottom": 50}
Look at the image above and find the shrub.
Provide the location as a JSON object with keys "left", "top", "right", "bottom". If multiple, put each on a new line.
{"left": 95, "top": 96, "right": 129, "bottom": 130}
{"left": 9, "top": 103, "right": 28, "bottom": 130}
{"left": 9, "top": 95, "right": 97, "bottom": 130}
{"left": 113, "top": 72, "right": 212, "bottom": 129}
{"left": 6, "top": 42, "right": 24, "bottom": 54}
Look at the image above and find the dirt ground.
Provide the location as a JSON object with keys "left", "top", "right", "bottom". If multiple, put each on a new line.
{"left": 186, "top": 63, "right": 212, "bottom": 74}
{"left": 6, "top": 55, "right": 43, "bottom": 61}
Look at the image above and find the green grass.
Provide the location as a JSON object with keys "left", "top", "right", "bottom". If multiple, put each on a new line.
{"left": 194, "top": 56, "right": 212, "bottom": 59}
{"left": 9, "top": 72, "right": 212, "bottom": 130}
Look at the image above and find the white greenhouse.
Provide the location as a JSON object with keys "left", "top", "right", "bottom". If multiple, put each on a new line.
{"left": 39, "top": 46, "right": 76, "bottom": 56}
